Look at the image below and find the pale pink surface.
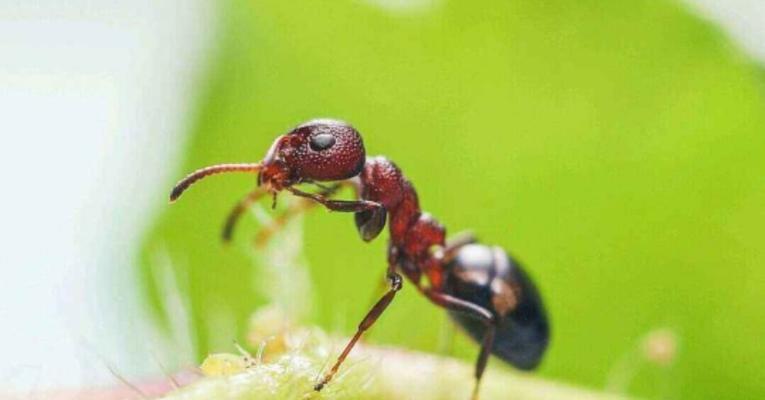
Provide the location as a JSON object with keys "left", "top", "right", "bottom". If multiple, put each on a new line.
{"left": 3, "top": 370, "right": 201, "bottom": 400}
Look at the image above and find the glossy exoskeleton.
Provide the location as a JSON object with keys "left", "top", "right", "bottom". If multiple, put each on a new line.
{"left": 169, "top": 119, "right": 549, "bottom": 399}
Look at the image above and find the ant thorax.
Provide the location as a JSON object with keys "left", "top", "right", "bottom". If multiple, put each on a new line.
{"left": 358, "top": 157, "right": 447, "bottom": 284}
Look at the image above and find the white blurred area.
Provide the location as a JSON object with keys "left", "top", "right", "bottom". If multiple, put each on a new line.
{"left": 0, "top": 0, "right": 216, "bottom": 393}
{"left": 0, "top": 0, "right": 761, "bottom": 395}
{"left": 689, "top": 0, "right": 765, "bottom": 63}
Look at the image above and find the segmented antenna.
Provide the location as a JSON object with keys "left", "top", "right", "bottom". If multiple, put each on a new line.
{"left": 169, "top": 163, "right": 262, "bottom": 202}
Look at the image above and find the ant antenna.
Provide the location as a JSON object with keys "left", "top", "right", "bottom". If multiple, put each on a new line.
{"left": 170, "top": 163, "right": 262, "bottom": 202}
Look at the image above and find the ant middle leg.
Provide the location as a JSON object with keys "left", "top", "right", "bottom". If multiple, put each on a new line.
{"left": 363, "top": 274, "right": 390, "bottom": 311}
{"left": 314, "top": 271, "right": 403, "bottom": 391}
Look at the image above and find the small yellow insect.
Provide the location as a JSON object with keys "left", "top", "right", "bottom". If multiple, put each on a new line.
{"left": 199, "top": 353, "right": 252, "bottom": 377}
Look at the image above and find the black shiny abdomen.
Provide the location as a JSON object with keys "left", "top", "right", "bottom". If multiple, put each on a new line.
{"left": 445, "top": 244, "right": 549, "bottom": 370}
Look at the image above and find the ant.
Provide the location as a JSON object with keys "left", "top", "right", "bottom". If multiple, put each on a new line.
{"left": 169, "top": 119, "right": 549, "bottom": 399}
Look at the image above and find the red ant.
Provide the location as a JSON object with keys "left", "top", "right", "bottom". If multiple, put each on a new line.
{"left": 170, "top": 119, "right": 549, "bottom": 399}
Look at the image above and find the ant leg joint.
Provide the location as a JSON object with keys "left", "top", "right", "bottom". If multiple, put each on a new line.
{"left": 387, "top": 272, "right": 403, "bottom": 291}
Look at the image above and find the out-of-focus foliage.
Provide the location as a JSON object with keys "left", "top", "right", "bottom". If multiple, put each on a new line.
{"left": 141, "top": 0, "right": 765, "bottom": 399}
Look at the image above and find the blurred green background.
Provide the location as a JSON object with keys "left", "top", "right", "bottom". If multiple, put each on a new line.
{"left": 142, "top": 0, "right": 765, "bottom": 399}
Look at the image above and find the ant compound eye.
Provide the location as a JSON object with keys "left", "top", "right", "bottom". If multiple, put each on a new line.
{"left": 309, "top": 133, "right": 336, "bottom": 151}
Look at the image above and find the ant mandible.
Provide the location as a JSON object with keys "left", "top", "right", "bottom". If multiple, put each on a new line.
{"left": 169, "top": 119, "right": 549, "bottom": 399}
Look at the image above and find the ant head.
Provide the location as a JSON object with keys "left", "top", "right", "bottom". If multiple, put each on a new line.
{"left": 169, "top": 119, "right": 365, "bottom": 202}
{"left": 261, "top": 119, "right": 366, "bottom": 185}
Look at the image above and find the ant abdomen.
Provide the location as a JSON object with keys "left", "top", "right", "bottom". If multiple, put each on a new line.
{"left": 445, "top": 244, "right": 549, "bottom": 370}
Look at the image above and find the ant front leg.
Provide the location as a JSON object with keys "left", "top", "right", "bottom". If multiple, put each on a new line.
{"left": 287, "top": 186, "right": 387, "bottom": 241}
{"left": 221, "top": 186, "right": 269, "bottom": 242}
{"left": 423, "top": 289, "right": 496, "bottom": 400}
{"left": 253, "top": 182, "right": 350, "bottom": 247}
{"left": 314, "top": 270, "right": 403, "bottom": 391}
{"left": 286, "top": 186, "right": 381, "bottom": 213}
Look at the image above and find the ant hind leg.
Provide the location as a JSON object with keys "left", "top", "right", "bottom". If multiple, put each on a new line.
{"left": 472, "top": 324, "right": 496, "bottom": 400}
{"left": 442, "top": 231, "right": 478, "bottom": 262}
{"left": 421, "top": 290, "right": 495, "bottom": 400}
